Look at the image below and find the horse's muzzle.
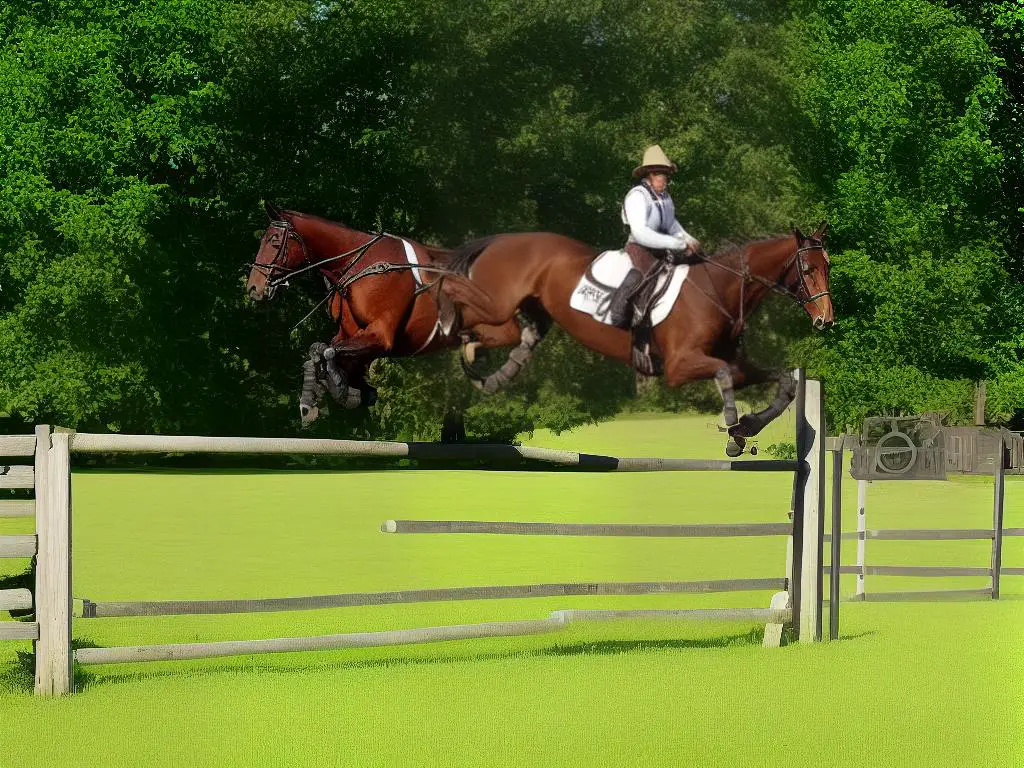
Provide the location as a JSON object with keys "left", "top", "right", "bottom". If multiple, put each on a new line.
{"left": 813, "top": 316, "right": 833, "bottom": 330}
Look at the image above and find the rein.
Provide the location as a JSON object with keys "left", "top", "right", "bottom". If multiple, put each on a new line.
{"left": 685, "top": 241, "right": 830, "bottom": 338}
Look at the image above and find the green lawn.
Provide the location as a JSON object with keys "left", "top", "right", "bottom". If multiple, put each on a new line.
{"left": 1, "top": 412, "right": 1021, "bottom": 767}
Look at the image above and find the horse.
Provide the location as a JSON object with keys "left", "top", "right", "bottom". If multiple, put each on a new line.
{"left": 246, "top": 203, "right": 833, "bottom": 455}
{"left": 245, "top": 202, "right": 522, "bottom": 424}
{"left": 440, "top": 223, "right": 834, "bottom": 455}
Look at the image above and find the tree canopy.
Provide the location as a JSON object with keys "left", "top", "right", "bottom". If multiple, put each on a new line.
{"left": 0, "top": 0, "right": 1019, "bottom": 440}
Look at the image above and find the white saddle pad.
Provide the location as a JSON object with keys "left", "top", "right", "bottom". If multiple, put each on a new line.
{"left": 570, "top": 250, "right": 689, "bottom": 327}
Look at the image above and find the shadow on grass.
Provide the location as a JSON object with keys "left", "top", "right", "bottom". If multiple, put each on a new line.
{"left": 60, "top": 625, "right": 816, "bottom": 693}
{"left": 2, "top": 624, "right": 885, "bottom": 695}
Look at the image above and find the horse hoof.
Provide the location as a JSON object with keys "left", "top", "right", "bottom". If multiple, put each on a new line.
{"left": 726, "top": 437, "right": 745, "bottom": 457}
{"left": 300, "top": 404, "right": 319, "bottom": 425}
{"left": 463, "top": 341, "right": 481, "bottom": 365}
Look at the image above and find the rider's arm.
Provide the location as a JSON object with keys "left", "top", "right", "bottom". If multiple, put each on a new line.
{"left": 668, "top": 217, "right": 700, "bottom": 249}
{"left": 623, "top": 189, "right": 688, "bottom": 250}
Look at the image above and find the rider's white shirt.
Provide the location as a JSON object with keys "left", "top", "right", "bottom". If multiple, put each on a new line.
{"left": 621, "top": 184, "right": 695, "bottom": 251}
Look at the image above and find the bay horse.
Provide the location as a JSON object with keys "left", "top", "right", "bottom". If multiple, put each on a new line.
{"left": 245, "top": 203, "right": 523, "bottom": 423}
{"left": 444, "top": 223, "right": 834, "bottom": 455}
{"left": 246, "top": 203, "right": 833, "bottom": 455}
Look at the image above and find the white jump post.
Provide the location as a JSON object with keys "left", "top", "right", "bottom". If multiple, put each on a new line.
{"left": 34, "top": 426, "right": 73, "bottom": 696}
{"left": 791, "top": 370, "right": 825, "bottom": 643}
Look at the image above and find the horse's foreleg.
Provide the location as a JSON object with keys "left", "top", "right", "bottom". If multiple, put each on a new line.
{"left": 299, "top": 350, "right": 328, "bottom": 426}
{"left": 306, "top": 319, "right": 400, "bottom": 414}
{"left": 329, "top": 318, "right": 398, "bottom": 358}
{"left": 728, "top": 364, "right": 797, "bottom": 441}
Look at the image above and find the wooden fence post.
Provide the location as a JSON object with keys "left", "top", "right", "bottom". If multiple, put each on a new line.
{"left": 991, "top": 434, "right": 1005, "bottom": 600}
{"left": 34, "top": 428, "right": 72, "bottom": 695}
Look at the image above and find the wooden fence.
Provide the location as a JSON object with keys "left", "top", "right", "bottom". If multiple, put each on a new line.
{"left": 2, "top": 370, "right": 828, "bottom": 695}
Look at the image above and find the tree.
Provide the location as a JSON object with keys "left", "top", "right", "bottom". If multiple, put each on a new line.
{"left": 785, "top": 0, "right": 1023, "bottom": 428}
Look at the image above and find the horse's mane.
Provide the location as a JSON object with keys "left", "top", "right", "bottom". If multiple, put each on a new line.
{"left": 432, "top": 235, "right": 499, "bottom": 276}
{"left": 280, "top": 208, "right": 459, "bottom": 262}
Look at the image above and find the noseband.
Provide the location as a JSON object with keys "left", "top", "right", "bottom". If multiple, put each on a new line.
{"left": 792, "top": 242, "right": 832, "bottom": 306}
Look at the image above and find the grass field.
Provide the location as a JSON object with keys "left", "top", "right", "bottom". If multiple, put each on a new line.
{"left": 1, "top": 411, "right": 1022, "bottom": 767}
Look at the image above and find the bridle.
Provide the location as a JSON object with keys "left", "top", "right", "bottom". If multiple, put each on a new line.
{"left": 248, "top": 219, "right": 311, "bottom": 299}
{"left": 685, "top": 237, "right": 831, "bottom": 338}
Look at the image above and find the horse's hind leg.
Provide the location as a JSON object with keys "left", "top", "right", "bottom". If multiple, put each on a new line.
{"left": 460, "top": 320, "right": 522, "bottom": 366}
{"left": 462, "top": 307, "right": 549, "bottom": 394}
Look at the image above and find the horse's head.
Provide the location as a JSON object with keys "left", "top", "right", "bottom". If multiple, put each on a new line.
{"left": 246, "top": 201, "right": 310, "bottom": 301}
{"left": 790, "top": 221, "right": 834, "bottom": 330}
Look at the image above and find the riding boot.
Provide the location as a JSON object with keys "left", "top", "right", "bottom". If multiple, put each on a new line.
{"left": 608, "top": 268, "right": 643, "bottom": 328}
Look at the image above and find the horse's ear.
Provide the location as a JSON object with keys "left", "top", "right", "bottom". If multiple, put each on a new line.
{"left": 813, "top": 220, "right": 830, "bottom": 240}
{"left": 264, "top": 199, "right": 282, "bottom": 221}
{"left": 793, "top": 226, "right": 806, "bottom": 242}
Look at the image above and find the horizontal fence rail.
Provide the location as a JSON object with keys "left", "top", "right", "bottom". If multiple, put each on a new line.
{"left": 853, "top": 588, "right": 993, "bottom": 602}
{"left": 0, "top": 501, "right": 34, "bottom": 518}
{"left": 67, "top": 432, "right": 798, "bottom": 472}
{"left": 75, "top": 618, "right": 569, "bottom": 665}
{"left": 550, "top": 608, "right": 790, "bottom": 623}
{"left": 859, "top": 566, "right": 992, "bottom": 577}
{"left": 825, "top": 529, "right": 996, "bottom": 541}
{"left": 75, "top": 606, "right": 794, "bottom": 666}
{"left": 0, "top": 535, "right": 37, "bottom": 558}
{"left": 0, "top": 435, "right": 36, "bottom": 457}
{"left": 0, "top": 622, "right": 39, "bottom": 641}
{"left": 0, "top": 589, "right": 32, "bottom": 611}
{"left": 0, "top": 466, "right": 34, "bottom": 490}
{"left": 79, "top": 579, "right": 789, "bottom": 618}
{"left": 382, "top": 520, "right": 793, "bottom": 537}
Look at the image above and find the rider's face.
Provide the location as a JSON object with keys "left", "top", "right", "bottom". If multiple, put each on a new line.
{"left": 647, "top": 172, "right": 669, "bottom": 193}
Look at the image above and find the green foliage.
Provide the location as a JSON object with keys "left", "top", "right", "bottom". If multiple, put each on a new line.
{"left": 764, "top": 441, "right": 797, "bottom": 460}
{"left": 786, "top": 0, "right": 1023, "bottom": 428}
{"left": 0, "top": 0, "right": 1019, "bottom": 439}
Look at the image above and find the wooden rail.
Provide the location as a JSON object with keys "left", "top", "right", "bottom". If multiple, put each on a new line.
{"left": 80, "top": 579, "right": 788, "bottom": 618}
{"left": 74, "top": 607, "right": 793, "bottom": 666}
{"left": 382, "top": 520, "right": 792, "bottom": 537}
{"left": 67, "top": 432, "right": 797, "bottom": 472}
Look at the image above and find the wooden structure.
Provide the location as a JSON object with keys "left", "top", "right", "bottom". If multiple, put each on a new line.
{"left": 830, "top": 428, "right": 1020, "bottom": 602}
{"left": 2, "top": 370, "right": 828, "bottom": 695}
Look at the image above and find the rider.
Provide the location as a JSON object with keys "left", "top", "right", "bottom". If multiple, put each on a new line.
{"left": 607, "top": 144, "right": 702, "bottom": 328}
